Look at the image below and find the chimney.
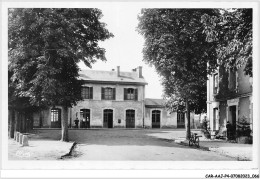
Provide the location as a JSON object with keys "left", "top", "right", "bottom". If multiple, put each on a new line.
{"left": 138, "top": 66, "right": 143, "bottom": 78}
{"left": 117, "top": 66, "right": 120, "bottom": 77}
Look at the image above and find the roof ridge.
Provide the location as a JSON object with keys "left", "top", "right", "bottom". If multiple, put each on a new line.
{"left": 79, "top": 69, "right": 135, "bottom": 73}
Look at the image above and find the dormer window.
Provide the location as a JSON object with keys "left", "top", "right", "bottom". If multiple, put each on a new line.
{"left": 124, "top": 88, "right": 138, "bottom": 100}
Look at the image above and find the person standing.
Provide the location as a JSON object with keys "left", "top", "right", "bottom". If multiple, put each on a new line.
{"left": 74, "top": 117, "right": 79, "bottom": 128}
{"left": 226, "top": 121, "right": 232, "bottom": 140}
{"left": 86, "top": 117, "right": 89, "bottom": 128}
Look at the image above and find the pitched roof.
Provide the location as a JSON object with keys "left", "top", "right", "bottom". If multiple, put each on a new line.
{"left": 145, "top": 98, "right": 165, "bottom": 108}
{"left": 78, "top": 70, "right": 147, "bottom": 85}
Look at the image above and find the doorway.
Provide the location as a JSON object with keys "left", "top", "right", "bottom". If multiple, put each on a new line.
{"left": 213, "top": 108, "right": 219, "bottom": 130}
{"left": 126, "top": 110, "right": 135, "bottom": 128}
{"left": 229, "top": 106, "right": 237, "bottom": 129}
{"left": 80, "top": 109, "right": 90, "bottom": 128}
{"left": 104, "top": 109, "right": 113, "bottom": 128}
{"left": 152, "top": 110, "right": 161, "bottom": 128}
{"left": 177, "top": 112, "right": 185, "bottom": 128}
{"left": 51, "top": 108, "right": 61, "bottom": 128}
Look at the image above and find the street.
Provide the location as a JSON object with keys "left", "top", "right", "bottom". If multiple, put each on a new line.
{"left": 33, "top": 129, "right": 236, "bottom": 161}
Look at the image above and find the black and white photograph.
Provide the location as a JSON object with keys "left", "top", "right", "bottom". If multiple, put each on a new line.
{"left": 1, "top": 1, "right": 259, "bottom": 178}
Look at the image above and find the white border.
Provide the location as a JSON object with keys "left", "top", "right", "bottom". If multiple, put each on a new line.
{"left": 1, "top": 1, "right": 259, "bottom": 178}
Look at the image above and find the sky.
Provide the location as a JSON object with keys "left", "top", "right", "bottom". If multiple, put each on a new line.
{"left": 78, "top": 6, "right": 164, "bottom": 99}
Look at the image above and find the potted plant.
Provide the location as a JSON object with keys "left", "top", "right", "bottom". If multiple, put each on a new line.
{"left": 236, "top": 116, "right": 252, "bottom": 144}
{"left": 200, "top": 118, "right": 211, "bottom": 139}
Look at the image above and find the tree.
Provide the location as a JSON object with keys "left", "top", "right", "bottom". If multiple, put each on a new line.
{"left": 8, "top": 8, "right": 113, "bottom": 141}
{"left": 137, "top": 9, "right": 219, "bottom": 139}
{"left": 201, "top": 9, "right": 252, "bottom": 76}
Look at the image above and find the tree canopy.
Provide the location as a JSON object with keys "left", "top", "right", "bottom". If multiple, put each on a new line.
{"left": 137, "top": 9, "right": 219, "bottom": 114}
{"left": 8, "top": 8, "right": 113, "bottom": 108}
{"left": 8, "top": 8, "right": 113, "bottom": 141}
{"left": 137, "top": 9, "right": 220, "bottom": 139}
{"left": 201, "top": 8, "right": 252, "bottom": 76}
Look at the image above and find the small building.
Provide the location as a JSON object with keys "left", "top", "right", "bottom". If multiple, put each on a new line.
{"left": 33, "top": 66, "right": 147, "bottom": 128}
{"left": 207, "top": 64, "right": 253, "bottom": 135}
{"left": 144, "top": 98, "right": 195, "bottom": 129}
{"left": 32, "top": 66, "right": 195, "bottom": 129}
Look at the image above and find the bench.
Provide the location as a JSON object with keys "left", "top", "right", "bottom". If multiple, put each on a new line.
{"left": 188, "top": 132, "right": 202, "bottom": 147}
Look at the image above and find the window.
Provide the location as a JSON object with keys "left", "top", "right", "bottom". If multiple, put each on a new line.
{"left": 81, "top": 87, "right": 93, "bottom": 99}
{"left": 124, "top": 88, "right": 138, "bottom": 100}
{"left": 51, "top": 109, "right": 61, "bottom": 122}
{"left": 213, "top": 73, "right": 219, "bottom": 94}
{"left": 102, "top": 87, "right": 116, "bottom": 100}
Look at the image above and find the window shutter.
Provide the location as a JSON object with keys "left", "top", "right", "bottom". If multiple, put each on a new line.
{"left": 90, "top": 87, "right": 93, "bottom": 99}
{"left": 124, "top": 88, "right": 127, "bottom": 100}
{"left": 101, "top": 87, "right": 105, "bottom": 100}
{"left": 113, "top": 88, "right": 116, "bottom": 100}
{"left": 135, "top": 89, "right": 138, "bottom": 100}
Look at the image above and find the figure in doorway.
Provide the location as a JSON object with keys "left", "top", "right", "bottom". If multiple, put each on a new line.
{"left": 226, "top": 121, "right": 232, "bottom": 140}
{"left": 86, "top": 117, "right": 89, "bottom": 128}
{"left": 74, "top": 117, "right": 79, "bottom": 128}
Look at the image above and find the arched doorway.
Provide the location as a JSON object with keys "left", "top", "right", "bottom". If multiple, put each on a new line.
{"left": 80, "top": 109, "right": 90, "bottom": 128}
{"left": 104, "top": 109, "right": 113, "bottom": 128}
{"left": 177, "top": 112, "right": 185, "bottom": 128}
{"left": 51, "top": 108, "right": 61, "bottom": 128}
{"left": 126, "top": 109, "right": 135, "bottom": 128}
{"left": 152, "top": 110, "right": 161, "bottom": 128}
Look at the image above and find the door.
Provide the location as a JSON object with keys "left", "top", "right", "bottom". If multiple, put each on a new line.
{"left": 213, "top": 108, "right": 219, "bottom": 130}
{"left": 104, "top": 109, "right": 113, "bottom": 128}
{"left": 126, "top": 110, "right": 135, "bottom": 128}
{"left": 177, "top": 112, "right": 185, "bottom": 128}
{"left": 80, "top": 109, "right": 90, "bottom": 128}
{"left": 152, "top": 110, "right": 161, "bottom": 128}
{"left": 51, "top": 108, "right": 61, "bottom": 128}
{"left": 230, "top": 106, "right": 236, "bottom": 130}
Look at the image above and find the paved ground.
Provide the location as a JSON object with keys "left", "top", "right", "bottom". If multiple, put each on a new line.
{"left": 197, "top": 140, "right": 252, "bottom": 161}
{"left": 8, "top": 136, "right": 73, "bottom": 160}
{"left": 9, "top": 129, "right": 252, "bottom": 161}
{"left": 28, "top": 129, "right": 235, "bottom": 161}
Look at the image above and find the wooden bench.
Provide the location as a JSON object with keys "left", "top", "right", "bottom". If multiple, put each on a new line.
{"left": 188, "top": 132, "right": 202, "bottom": 147}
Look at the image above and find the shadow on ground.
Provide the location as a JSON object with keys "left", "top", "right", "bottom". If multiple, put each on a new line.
{"left": 33, "top": 129, "right": 190, "bottom": 149}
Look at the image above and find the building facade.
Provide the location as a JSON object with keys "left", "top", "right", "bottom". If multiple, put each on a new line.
{"left": 207, "top": 64, "right": 253, "bottom": 135}
{"left": 144, "top": 98, "right": 195, "bottom": 129}
{"left": 32, "top": 66, "right": 195, "bottom": 129}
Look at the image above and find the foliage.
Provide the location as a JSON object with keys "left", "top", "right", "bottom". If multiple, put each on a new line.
{"left": 236, "top": 116, "right": 251, "bottom": 137}
{"left": 201, "top": 9, "right": 252, "bottom": 76}
{"left": 137, "top": 9, "right": 219, "bottom": 114}
{"left": 8, "top": 8, "right": 113, "bottom": 141}
{"left": 8, "top": 8, "right": 113, "bottom": 108}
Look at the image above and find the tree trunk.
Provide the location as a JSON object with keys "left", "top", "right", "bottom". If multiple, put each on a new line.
{"left": 16, "top": 111, "right": 21, "bottom": 132}
{"left": 61, "top": 106, "right": 69, "bottom": 142}
{"left": 8, "top": 109, "right": 15, "bottom": 138}
{"left": 185, "top": 99, "right": 191, "bottom": 140}
{"left": 14, "top": 111, "right": 18, "bottom": 132}
{"left": 39, "top": 110, "right": 43, "bottom": 128}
